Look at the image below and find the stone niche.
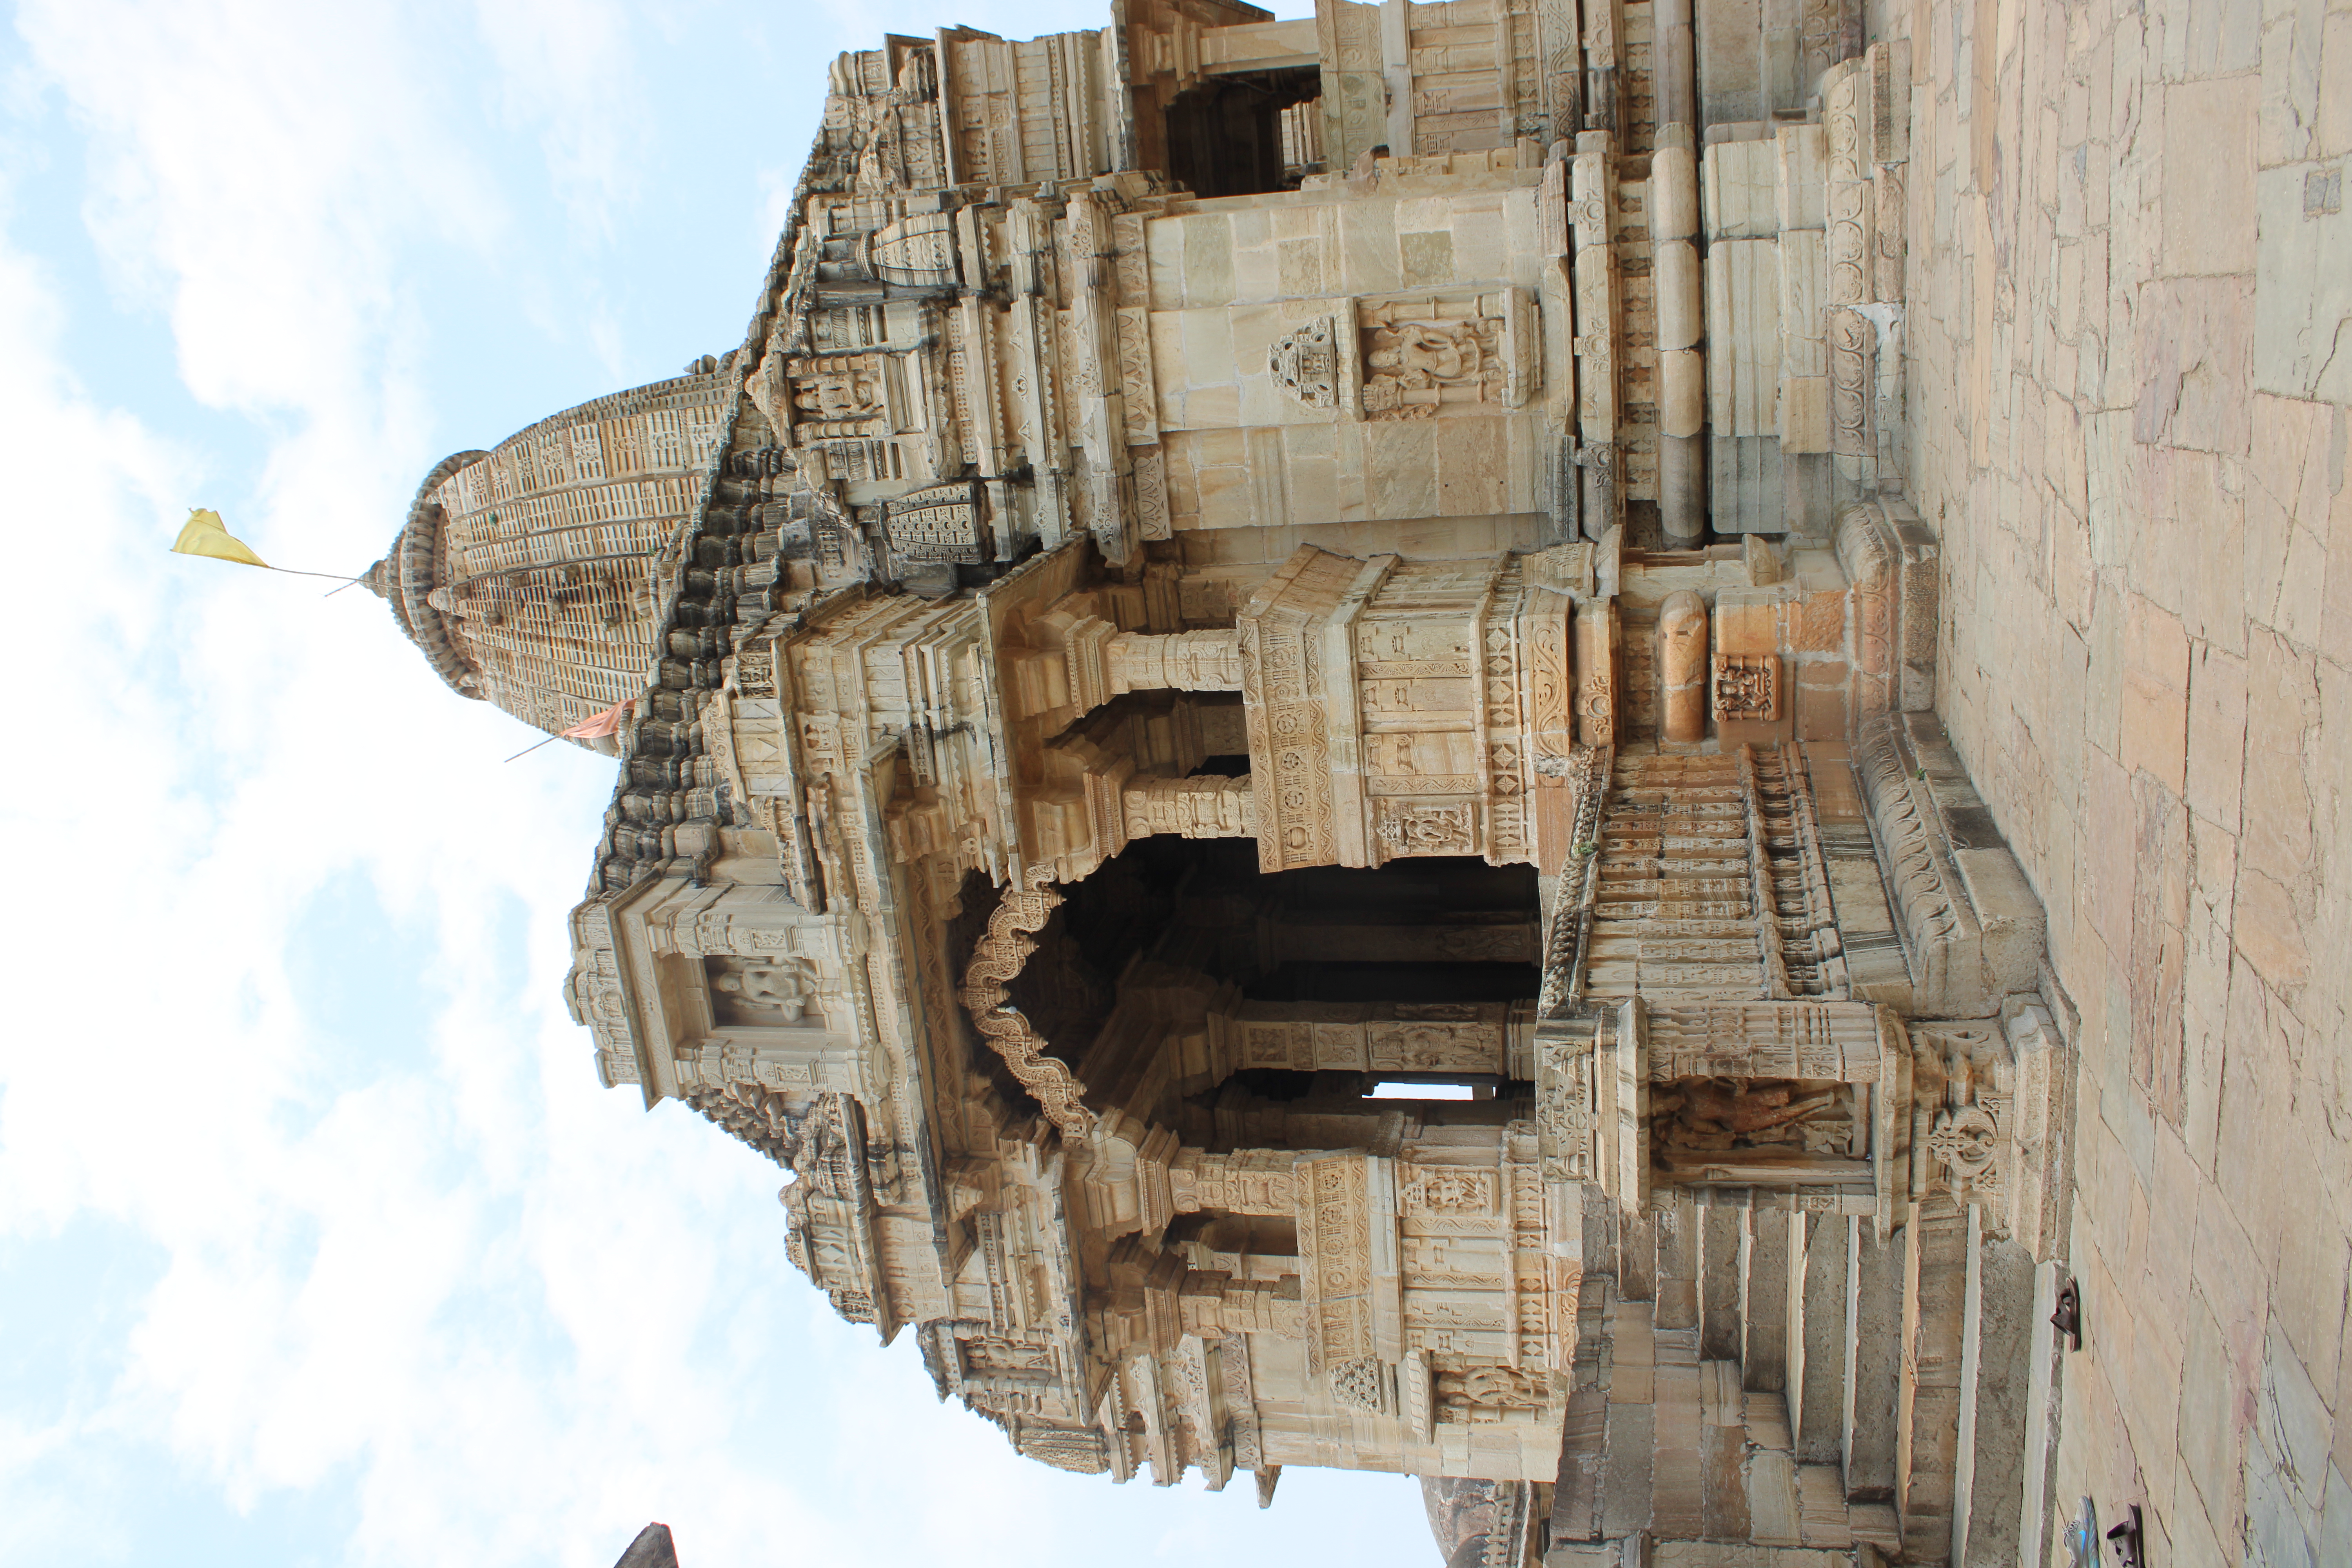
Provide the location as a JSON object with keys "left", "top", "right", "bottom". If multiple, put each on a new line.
{"left": 1269, "top": 290, "right": 1541, "bottom": 422}
{"left": 1552, "top": 994, "right": 2071, "bottom": 1253}
{"left": 566, "top": 875, "right": 872, "bottom": 1103}
{"left": 1581, "top": 998, "right": 1909, "bottom": 1230}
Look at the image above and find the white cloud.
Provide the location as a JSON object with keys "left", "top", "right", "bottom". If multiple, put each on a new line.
{"left": 471, "top": 0, "right": 646, "bottom": 247}
{"left": 0, "top": 0, "right": 1436, "bottom": 1563}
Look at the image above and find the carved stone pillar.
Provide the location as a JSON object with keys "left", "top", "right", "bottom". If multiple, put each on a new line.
{"left": 1005, "top": 603, "right": 1242, "bottom": 725}
{"left": 1122, "top": 773, "right": 1255, "bottom": 841}
{"left": 1574, "top": 596, "right": 1618, "bottom": 747}
{"left": 1570, "top": 139, "right": 1622, "bottom": 541}
{"left": 1658, "top": 589, "right": 1710, "bottom": 742}
{"left": 1027, "top": 694, "right": 1233, "bottom": 879}
{"left": 1177, "top": 1270, "right": 1305, "bottom": 1337}
{"left": 1290, "top": 1140, "right": 1576, "bottom": 1477}
{"left": 1652, "top": 135, "right": 1708, "bottom": 548}
{"left": 1653, "top": 0, "right": 1695, "bottom": 129}
{"left": 1220, "top": 1000, "right": 1536, "bottom": 1080}
{"left": 1170, "top": 1148, "right": 1299, "bottom": 1217}
{"left": 1103, "top": 627, "right": 1245, "bottom": 694}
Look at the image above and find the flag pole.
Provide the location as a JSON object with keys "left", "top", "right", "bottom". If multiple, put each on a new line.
{"left": 172, "top": 509, "right": 367, "bottom": 587}
{"left": 505, "top": 698, "right": 634, "bottom": 762}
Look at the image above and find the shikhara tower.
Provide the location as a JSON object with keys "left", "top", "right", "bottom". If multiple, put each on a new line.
{"left": 375, "top": 8, "right": 2076, "bottom": 1564}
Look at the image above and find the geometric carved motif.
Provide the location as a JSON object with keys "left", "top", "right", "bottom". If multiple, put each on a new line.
{"left": 1711, "top": 652, "right": 1779, "bottom": 721}
{"left": 1642, "top": 1000, "right": 1883, "bottom": 1082}
{"left": 1377, "top": 799, "right": 1479, "bottom": 855}
{"left": 1401, "top": 1166, "right": 1496, "bottom": 1215}
{"left": 884, "top": 479, "right": 986, "bottom": 564}
{"left": 1329, "top": 1356, "right": 1394, "bottom": 1413}
{"left": 1296, "top": 1155, "right": 1375, "bottom": 1375}
{"left": 1230, "top": 1002, "right": 1514, "bottom": 1075}
{"left": 1244, "top": 1020, "right": 1315, "bottom": 1069}
{"left": 1910, "top": 1020, "right": 2013, "bottom": 1223}
{"left": 1534, "top": 1018, "right": 1597, "bottom": 1182}
{"left": 1926, "top": 1105, "right": 1998, "bottom": 1180}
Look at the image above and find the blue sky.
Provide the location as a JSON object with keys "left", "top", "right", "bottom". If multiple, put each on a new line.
{"left": 0, "top": 0, "right": 1440, "bottom": 1563}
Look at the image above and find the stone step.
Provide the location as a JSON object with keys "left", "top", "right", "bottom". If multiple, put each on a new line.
{"left": 1795, "top": 1463, "right": 1854, "bottom": 1548}
{"left": 1785, "top": 1210, "right": 1852, "bottom": 1468}
{"left": 1546, "top": 1192, "right": 1976, "bottom": 1559}
{"left": 1548, "top": 1249, "right": 1862, "bottom": 1558}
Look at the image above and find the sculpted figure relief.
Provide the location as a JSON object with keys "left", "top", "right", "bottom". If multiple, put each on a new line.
{"left": 1648, "top": 1076, "right": 1858, "bottom": 1172}
{"left": 795, "top": 370, "right": 883, "bottom": 423}
{"left": 1361, "top": 312, "right": 1503, "bottom": 419}
{"left": 1368, "top": 321, "right": 1483, "bottom": 383}
{"left": 713, "top": 959, "right": 817, "bottom": 1023}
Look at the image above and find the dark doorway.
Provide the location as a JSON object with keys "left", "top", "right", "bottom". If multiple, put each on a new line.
{"left": 1164, "top": 67, "right": 1323, "bottom": 198}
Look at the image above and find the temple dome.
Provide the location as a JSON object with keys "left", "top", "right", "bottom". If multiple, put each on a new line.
{"left": 369, "top": 365, "right": 733, "bottom": 741}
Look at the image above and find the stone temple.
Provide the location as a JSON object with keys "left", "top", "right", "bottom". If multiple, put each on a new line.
{"left": 371, "top": 3, "right": 2352, "bottom": 1564}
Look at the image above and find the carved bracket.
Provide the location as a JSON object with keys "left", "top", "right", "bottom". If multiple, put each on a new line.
{"left": 958, "top": 868, "right": 1096, "bottom": 1139}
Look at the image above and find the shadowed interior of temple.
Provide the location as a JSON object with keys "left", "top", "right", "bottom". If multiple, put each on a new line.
{"left": 955, "top": 844, "right": 1544, "bottom": 1144}
{"left": 1162, "top": 67, "right": 1321, "bottom": 198}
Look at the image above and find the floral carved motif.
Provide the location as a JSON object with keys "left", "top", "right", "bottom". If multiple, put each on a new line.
{"left": 1269, "top": 318, "right": 1340, "bottom": 409}
{"left": 1401, "top": 1167, "right": 1497, "bottom": 1214}
{"left": 1711, "top": 652, "right": 1779, "bottom": 722}
{"left": 1926, "top": 1105, "right": 1999, "bottom": 1181}
{"left": 1328, "top": 1356, "right": 1393, "bottom": 1413}
{"left": 1377, "top": 800, "right": 1477, "bottom": 855}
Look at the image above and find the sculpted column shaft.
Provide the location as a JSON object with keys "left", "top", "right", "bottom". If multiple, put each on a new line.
{"left": 1104, "top": 628, "right": 1245, "bottom": 694}
{"left": 1659, "top": 589, "right": 1709, "bottom": 743}
{"left": 1170, "top": 1149, "right": 1298, "bottom": 1217}
{"left": 1575, "top": 597, "right": 1618, "bottom": 747}
{"left": 1020, "top": 620, "right": 1245, "bottom": 722}
{"left": 1178, "top": 1271, "right": 1304, "bottom": 1337}
{"left": 1653, "top": 135, "right": 1707, "bottom": 547}
{"left": 1122, "top": 773, "right": 1255, "bottom": 840}
{"left": 1571, "top": 140, "right": 1621, "bottom": 541}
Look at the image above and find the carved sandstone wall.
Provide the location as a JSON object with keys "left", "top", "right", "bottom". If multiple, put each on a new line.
{"left": 1899, "top": 0, "right": 2352, "bottom": 1561}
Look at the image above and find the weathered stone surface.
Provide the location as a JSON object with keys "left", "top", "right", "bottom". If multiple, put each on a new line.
{"left": 1900, "top": 0, "right": 2352, "bottom": 1554}
{"left": 1844, "top": 1220, "right": 1901, "bottom": 1500}
{"left": 1788, "top": 1212, "right": 1851, "bottom": 1468}
{"left": 612, "top": 1524, "right": 679, "bottom": 1568}
{"left": 1853, "top": 713, "right": 2045, "bottom": 1018}
{"left": 357, "top": 1, "right": 2352, "bottom": 1561}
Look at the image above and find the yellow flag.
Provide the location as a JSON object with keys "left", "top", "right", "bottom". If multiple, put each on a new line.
{"left": 171, "top": 508, "right": 270, "bottom": 569}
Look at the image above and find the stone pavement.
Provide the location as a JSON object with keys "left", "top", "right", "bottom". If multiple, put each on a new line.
{"left": 1897, "top": 0, "right": 2352, "bottom": 1558}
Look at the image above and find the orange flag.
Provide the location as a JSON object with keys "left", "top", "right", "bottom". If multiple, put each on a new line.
{"left": 559, "top": 699, "right": 634, "bottom": 740}
{"left": 504, "top": 699, "right": 635, "bottom": 762}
